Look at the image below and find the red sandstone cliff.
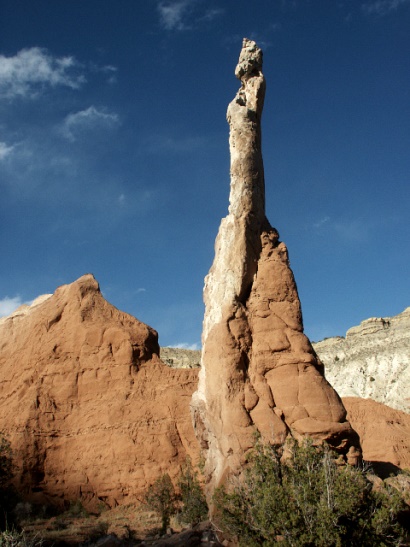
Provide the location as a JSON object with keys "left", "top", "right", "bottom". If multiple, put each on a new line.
{"left": 0, "top": 274, "right": 199, "bottom": 508}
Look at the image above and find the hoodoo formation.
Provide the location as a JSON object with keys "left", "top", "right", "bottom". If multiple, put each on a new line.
{"left": 191, "top": 39, "right": 361, "bottom": 489}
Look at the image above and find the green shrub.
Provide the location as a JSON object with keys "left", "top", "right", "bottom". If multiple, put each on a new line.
{"left": 66, "top": 499, "right": 88, "bottom": 518}
{"left": 177, "top": 458, "right": 208, "bottom": 526}
{"left": 144, "top": 473, "right": 177, "bottom": 533}
{"left": 214, "top": 438, "right": 407, "bottom": 546}
{"left": 0, "top": 434, "right": 17, "bottom": 531}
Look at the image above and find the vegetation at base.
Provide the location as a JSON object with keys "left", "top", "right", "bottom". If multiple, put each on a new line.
{"left": 0, "top": 528, "right": 44, "bottom": 547}
{"left": 144, "top": 460, "right": 209, "bottom": 533}
{"left": 144, "top": 473, "right": 178, "bottom": 533}
{"left": 213, "top": 438, "right": 409, "bottom": 546}
{"left": 177, "top": 457, "right": 208, "bottom": 526}
{"left": 0, "top": 434, "right": 19, "bottom": 531}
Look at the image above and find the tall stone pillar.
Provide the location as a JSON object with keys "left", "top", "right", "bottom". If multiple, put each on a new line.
{"left": 191, "top": 39, "right": 360, "bottom": 491}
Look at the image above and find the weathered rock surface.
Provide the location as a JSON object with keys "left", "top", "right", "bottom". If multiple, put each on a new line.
{"left": 0, "top": 274, "right": 199, "bottom": 508}
{"left": 191, "top": 39, "right": 360, "bottom": 491}
{"left": 161, "top": 347, "right": 201, "bottom": 369}
{"left": 343, "top": 397, "right": 410, "bottom": 473}
{"left": 314, "top": 307, "right": 410, "bottom": 413}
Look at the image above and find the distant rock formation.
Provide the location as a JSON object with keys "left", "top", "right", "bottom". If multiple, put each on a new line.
{"left": 314, "top": 307, "right": 410, "bottom": 413}
{"left": 160, "top": 347, "right": 201, "bottom": 369}
{"left": 0, "top": 274, "right": 199, "bottom": 508}
{"left": 191, "top": 39, "right": 361, "bottom": 491}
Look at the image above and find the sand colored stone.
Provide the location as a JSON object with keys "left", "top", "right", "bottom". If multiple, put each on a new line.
{"left": 343, "top": 397, "right": 410, "bottom": 473}
{"left": 0, "top": 274, "right": 199, "bottom": 508}
{"left": 191, "top": 39, "right": 361, "bottom": 490}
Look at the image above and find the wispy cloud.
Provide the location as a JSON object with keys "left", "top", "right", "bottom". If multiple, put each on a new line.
{"left": 0, "top": 47, "right": 85, "bottom": 99}
{"left": 158, "top": 1, "right": 190, "bottom": 30}
{"left": 0, "top": 142, "right": 14, "bottom": 160}
{"left": 0, "top": 296, "right": 24, "bottom": 317}
{"left": 313, "top": 215, "right": 330, "bottom": 229}
{"left": 362, "top": 0, "right": 410, "bottom": 15}
{"left": 157, "top": 1, "right": 223, "bottom": 31}
{"left": 61, "top": 106, "right": 119, "bottom": 141}
{"left": 333, "top": 219, "right": 371, "bottom": 243}
{"left": 197, "top": 8, "right": 224, "bottom": 23}
{"left": 168, "top": 342, "right": 201, "bottom": 350}
{"left": 312, "top": 215, "right": 372, "bottom": 243}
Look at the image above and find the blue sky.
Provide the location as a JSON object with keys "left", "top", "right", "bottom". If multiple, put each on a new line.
{"left": 0, "top": 0, "right": 409, "bottom": 348}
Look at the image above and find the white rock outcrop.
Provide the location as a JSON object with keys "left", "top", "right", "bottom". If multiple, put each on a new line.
{"left": 314, "top": 307, "right": 410, "bottom": 413}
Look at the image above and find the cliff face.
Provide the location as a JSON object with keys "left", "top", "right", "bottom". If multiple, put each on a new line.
{"left": 314, "top": 307, "right": 410, "bottom": 413}
{"left": 342, "top": 397, "right": 410, "bottom": 474}
{"left": 191, "top": 39, "right": 360, "bottom": 491}
{"left": 0, "top": 274, "right": 199, "bottom": 508}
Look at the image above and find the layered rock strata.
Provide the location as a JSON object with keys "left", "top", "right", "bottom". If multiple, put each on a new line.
{"left": 191, "top": 39, "right": 360, "bottom": 490}
{"left": 0, "top": 275, "right": 199, "bottom": 508}
{"left": 314, "top": 307, "right": 410, "bottom": 413}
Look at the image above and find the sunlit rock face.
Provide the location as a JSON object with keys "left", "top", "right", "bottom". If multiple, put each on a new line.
{"left": 0, "top": 274, "right": 199, "bottom": 509}
{"left": 314, "top": 307, "right": 410, "bottom": 414}
{"left": 191, "top": 38, "right": 361, "bottom": 491}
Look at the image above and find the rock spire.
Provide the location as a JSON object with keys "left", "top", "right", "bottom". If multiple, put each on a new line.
{"left": 191, "top": 38, "right": 361, "bottom": 490}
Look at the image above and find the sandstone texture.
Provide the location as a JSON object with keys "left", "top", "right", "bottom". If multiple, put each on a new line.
{"left": 314, "top": 307, "right": 410, "bottom": 413}
{"left": 343, "top": 397, "right": 410, "bottom": 473}
{"left": 0, "top": 274, "right": 199, "bottom": 508}
{"left": 191, "top": 39, "right": 360, "bottom": 491}
{"left": 161, "top": 347, "right": 201, "bottom": 369}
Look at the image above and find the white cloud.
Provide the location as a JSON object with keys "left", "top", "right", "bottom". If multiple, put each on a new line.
{"left": 157, "top": 1, "right": 223, "bottom": 30}
{"left": 362, "top": 0, "right": 410, "bottom": 15}
{"left": 311, "top": 215, "right": 372, "bottom": 242}
{"left": 197, "top": 8, "right": 224, "bottom": 23}
{"left": 62, "top": 106, "right": 119, "bottom": 141}
{"left": 0, "top": 47, "right": 85, "bottom": 99}
{"left": 313, "top": 215, "right": 330, "bottom": 229}
{"left": 0, "top": 142, "right": 14, "bottom": 160}
{"left": 158, "top": 1, "right": 190, "bottom": 30}
{"left": 0, "top": 296, "right": 23, "bottom": 317}
{"left": 168, "top": 342, "right": 201, "bottom": 350}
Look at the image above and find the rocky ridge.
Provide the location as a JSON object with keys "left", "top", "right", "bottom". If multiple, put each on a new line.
{"left": 191, "top": 39, "right": 360, "bottom": 492}
{"left": 0, "top": 274, "right": 199, "bottom": 508}
{"left": 314, "top": 307, "right": 410, "bottom": 413}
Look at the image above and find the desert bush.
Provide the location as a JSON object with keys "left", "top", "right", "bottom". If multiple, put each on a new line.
{"left": 66, "top": 499, "right": 88, "bottom": 518}
{"left": 177, "top": 457, "right": 208, "bottom": 526}
{"left": 0, "top": 434, "right": 18, "bottom": 531}
{"left": 0, "top": 528, "right": 44, "bottom": 546}
{"left": 144, "top": 473, "right": 177, "bottom": 533}
{"left": 214, "top": 438, "right": 407, "bottom": 546}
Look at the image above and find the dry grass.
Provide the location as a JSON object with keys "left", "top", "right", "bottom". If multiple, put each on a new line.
{"left": 19, "top": 502, "right": 185, "bottom": 545}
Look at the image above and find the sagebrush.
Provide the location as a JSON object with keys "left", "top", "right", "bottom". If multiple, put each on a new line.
{"left": 214, "top": 438, "right": 408, "bottom": 546}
